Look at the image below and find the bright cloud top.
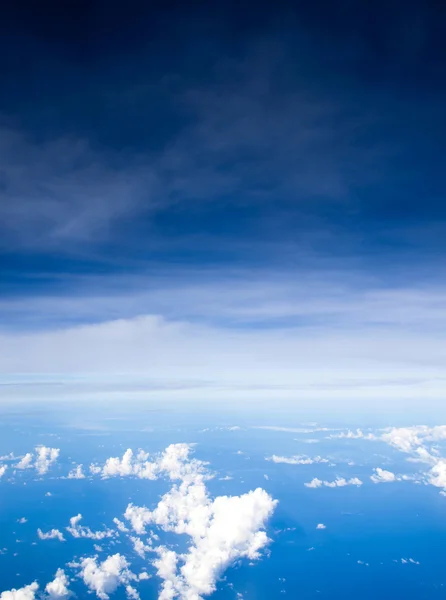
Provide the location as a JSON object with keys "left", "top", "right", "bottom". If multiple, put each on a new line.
{"left": 305, "top": 477, "right": 363, "bottom": 488}
{"left": 16, "top": 447, "right": 60, "bottom": 475}
{"left": 266, "top": 455, "right": 329, "bottom": 465}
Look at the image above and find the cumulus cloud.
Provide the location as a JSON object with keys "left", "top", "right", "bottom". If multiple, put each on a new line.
{"left": 79, "top": 554, "right": 136, "bottom": 600}
{"left": 17, "top": 518, "right": 27, "bottom": 524}
{"left": 140, "top": 486, "right": 276, "bottom": 599}
{"left": 16, "top": 454, "right": 33, "bottom": 470}
{"left": 67, "top": 465, "right": 86, "bottom": 479}
{"left": 91, "top": 444, "right": 202, "bottom": 483}
{"left": 305, "top": 477, "right": 362, "bottom": 488}
{"left": 113, "top": 518, "right": 129, "bottom": 533}
{"left": 16, "top": 447, "right": 60, "bottom": 475}
{"left": 328, "top": 429, "right": 375, "bottom": 440}
{"left": 121, "top": 444, "right": 277, "bottom": 599}
{"left": 0, "top": 582, "right": 38, "bottom": 600}
{"left": 0, "top": 465, "right": 7, "bottom": 478}
{"left": 67, "top": 514, "right": 116, "bottom": 540}
{"left": 266, "top": 455, "right": 329, "bottom": 465}
{"left": 37, "top": 528, "right": 65, "bottom": 542}
{"left": 316, "top": 523, "right": 326, "bottom": 529}
{"left": 45, "top": 569, "right": 71, "bottom": 599}
{"left": 379, "top": 425, "right": 446, "bottom": 492}
{"left": 370, "top": 468, "right": 397, "bottom": 483}
{"left": 130, "top": 537, "right": 152, "bottom": 559}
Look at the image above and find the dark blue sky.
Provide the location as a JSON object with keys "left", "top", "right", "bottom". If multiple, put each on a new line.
{"left": 1, "top": 0, "right": 446, "bottom": 297}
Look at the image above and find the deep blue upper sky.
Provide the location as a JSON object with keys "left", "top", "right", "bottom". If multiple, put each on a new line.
{"left": 1, "top": 0, "right": 445, "bottom": 293}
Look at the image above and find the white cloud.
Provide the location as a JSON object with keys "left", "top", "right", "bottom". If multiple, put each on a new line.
{"left": 328, "top": 429, "right": 375, "bottom": 440}
{"left": 35, "top": 447, "right": 60, "bottom": 475}
{"left": 142, "top": 485, "right": 276, "bottom": 599}
{"left": 0, "top": 465, "right": 7, "bottom": 478}
{"left": 130, "top": 537, "right": 152, "bottom": 559}
{"left": 370, "top": 468, "right": 397, "bottom": 483}
{"left": 67, "top": 514, "right": 115, "bottom": 540}
{"left": 79, "top": 554, "right": 136, "bottom": 600}
{"left": 379, "top": 425, "right": 446, "bottom": 492}
{"left": 17, "top": 518, "right": 27, "bottom": 524}
{"left": 121, "top": 444, "right": 277, "bottom": 599}
{"left": 305, "top": 477, "right": 362, "bottom": 488}
{"left": 113, "top": 518, "right": 129, "bottom": 533}
{"left": 4, "top": 281, "right": 446, "bottom": 408}
{"left": 0, "top": 583, "right": 38, "bottom": 600}
{"left": 16, "top": 454, "right": 33, "bottom": 470}
{"left": 67, "top": 465, "right": 85, "bottom": 479}
{"left": 316, "top": 523, "right": 326, "bottom": 529}
{"left": 16, "top": 447, "right": 59, "bottom": 475}
{"left": 45, "top": 569, "right": 71, "bottom": 599}
{"left": 37, "top": 528, "right": 65, "bottom": 542}
{"left": 266, "top": 455, "right": 329, "bottom": 465}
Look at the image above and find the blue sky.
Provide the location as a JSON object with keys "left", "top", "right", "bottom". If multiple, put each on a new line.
{"left": 1, "top": 0, "right": 445, "bottom": 409}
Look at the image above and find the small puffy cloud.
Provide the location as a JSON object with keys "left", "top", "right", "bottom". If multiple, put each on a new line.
{"left": 305, "top": 477, "right": 362, "bottom": 488}
{"left": 45, "top": 569, "right": 70, "bottom": 599}
{"left": 428, "top": 459, "right": 446, "bottom": 489}
{"left": 16, "top": 454, "right": 33, "bottom": 470}
{"left": 17, "top": 518, "right": 27, "bottom": 524}
{"left": 370, "top": 468, "right": 397, "bottom": 483}
{"left": 113, "top": 518, "right": 129, "bottom": 533}
{"left": 0, "top": 465, "right": 7, "bottom": 478}
{"left": 67, "top": 514, "right": 115, "bottom": 540}
{"left": 79, "top": 553, "right": 136, "bottom": 600}
{"left": 90, "top": 444, "right": 205, "bottom": 485}
{"left": 328, "top": 429, "right": 375, "bottom": 440}
{"left": 304, "top": 478, "right": 323, "bottom": 488}
{"left": 67, "top": 465, "right": 85, "bottom": 479}
{"left": 35, "top": 447, "right": 60, "bottom": 475}
{"left": 16, "top": 447, "right": 59, "bottom": 475}
{"left": 37, "top": 528, "right": 65, "bottom": 542}
{"left": 316, "top": 523, "right": 326, "bottom": 529}
{"left": 266, "top": 455, "right": 328, "bottom": 465}
{"left": 0, "top": 582, "right": 38, "bottom": 600}
{"left": 130, "top": 537, "right": 152, "bottom": 559}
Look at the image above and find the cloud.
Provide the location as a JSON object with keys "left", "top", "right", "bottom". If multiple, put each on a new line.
{"left": 370, "top": 468, "right": 397, "bottom": 483}
{"left": 316, "top": 523, "right": 326, "bottom": 529}
{"left": 3, "top": 280, "right": 446, "bottom": 408}
{"left": 266, "top": 455, "right": 329, "bottom": 465}
{"left": 130, "top": 537, "right": 152, "bottom": 559}
{"left": 17, "top": 518, "right": 27, "bottom": 524}
{"left": 0, "top": 583, "right": 38, "bottom": 600}
{"left": 328, "top": 429, "right": 375, "bottom": 440}
{"left": 379, "top": 425, "right": 446, "bottom": 492}
{"left": 304, "top": 477, "right": 362, "bottom": 488}
{"left": 45, "top": 569, "right": 71, "bottom": 599}
{"left": 37, "top": 528, "right": 65, "bottom": 542}
{"left": 16, "top": 447, "right": 59, "bottom": 475}
{"left": 0, "top": 465, "right": 7, "bottom": 478}
{"left": 66, "top": 514, "right": 116, "bottom": 541}
{"left": 147, "top": 486, "right": 276, "bottom": 600}
{"left": 113, "top": 518, "right": 129, "bottom": 533}
{"left": 78, "top": 554, "right": 137, "bottom": 600}
{"left": 117, "top": 443, "right": 277, "bottom": 599}
{"left": 67, "top": 465, "right": 86, "bottom": 479}
{"left": 91, "top": 443, "right": 206, "bottom": 487}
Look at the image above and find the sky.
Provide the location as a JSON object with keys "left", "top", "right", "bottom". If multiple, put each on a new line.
{"left": 1, "top": 0, "right": 446, "bottom": 411}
